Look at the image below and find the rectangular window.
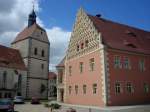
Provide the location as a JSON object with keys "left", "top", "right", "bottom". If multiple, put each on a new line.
{"left": 41, "top": 64, "right": 44, "bottom": 69}
{"left": 114, "top": 56, "right": 121, "bottom": 68}
{"left": 41, "top": 50, "right": 45, "bottom": 57}
{"left": 93, "top": 83, "right": 97, "bottom": 94}
{"left": 69, "top": 86, "right": 72, "bottom": 94}
{"left": 80, "top": 62, "right": 83, "bottom": 73}
{"left": 115, "top": 82, "right": 121, "bottom": 94}
{"left": 139, "top": 59, "right": 145, "bottom": 72}
{"left": 124, "top": 57, "right": 130, "bottom": 69}
{"left": 83, "top": 85, "right": 87, "bottom": 94}
{"left": 3, "top": 71, "right": 7, "bottom": 88}
{"left": 69, "top": 66, "right": 72, "bottom": 76}
{"left": 90, "top": 58, "right": 95, "bottom": 71}
{"left": 75, "top": 85, "right": 78, "bottom": 94}
{"left": 144, "top": 83, "right": 149, "bottom": 93}
{"left": 34, "top": 48, "right": 37, "bottom": 55}
{"left": 126, "top": 83, "right": 134, "bottom": 93}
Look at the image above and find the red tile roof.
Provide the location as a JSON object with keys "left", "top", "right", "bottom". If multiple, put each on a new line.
{"left": 49, "top": 72, "right": 57, "bottom": 79}
{"left": 88, "top": 15, "right": 150, "bottom": 54}
{"left": 0, "top": 44, "right": 26, "bottom": 70}
{"left": 11, "top": 23, "right": 47, "bottom": 44}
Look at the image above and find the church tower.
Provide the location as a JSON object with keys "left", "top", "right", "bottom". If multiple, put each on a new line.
{"left": 11, "top": 9, "right": 50, "bottom": 99}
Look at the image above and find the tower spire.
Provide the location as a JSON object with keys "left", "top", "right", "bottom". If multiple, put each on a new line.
{"left": 28, "top": 1, "right": 36, "bottom": 27}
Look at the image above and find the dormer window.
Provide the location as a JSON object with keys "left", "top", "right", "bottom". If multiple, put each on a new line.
{"left": 126, "top": 30, "right": 136, "bottom": 37}
{"left": 124, "top": 40, "right": 137, "bottom": 48}
{"left": 126, "top": 43, "right": 137, "bottom": 48}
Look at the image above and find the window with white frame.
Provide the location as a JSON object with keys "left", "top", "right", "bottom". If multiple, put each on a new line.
{"left": 126, "top": 82, "right": 134, "bottom": 93}
{"left": 115, "top": 82, "right": 121, "bottom": 94}
{"left": 93, "top": 83, "right": 97, "bottom": 94}
{"left": 75, "top": 85, "right": 78, "bottom": 94}
{"left": 90, "top": 58, "right": 95, "bottom": 71}
{"left": 69, "top": 86, "right": 72, "bottom": 94}
{"left": 80, "top": 62, "right": 83, "bottom": 73}
{"left": 124, "top": 57, "right": 130, "bottom": 69}
{"left": 139, "top": 59, "right": 145, "bottom": 72}
{"left": 114, "top": 56, "right": 121, "bottom": 68}
{"left": 144, "top": 83, "right": 149, "bottom": 93}
{"left": 83, "top": 85, "right": 87, "bottom": 94}
{"left": 69, "top": 66, "right": 72, "bottom": 76}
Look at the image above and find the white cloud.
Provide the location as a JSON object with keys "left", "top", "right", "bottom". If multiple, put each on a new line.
{"left": 0, "top": 31, "right": 18, "bottom": 47}
{"left": 46, "top": 27, "right": 71, "bottom": 71}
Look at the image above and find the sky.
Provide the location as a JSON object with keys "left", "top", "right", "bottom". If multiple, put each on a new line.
{"left": 0, "top": 0, "right": 150, "bottom": 71}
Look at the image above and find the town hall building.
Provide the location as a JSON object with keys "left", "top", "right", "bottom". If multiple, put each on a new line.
{"left": 57, "top": 8, "right": 150, "bottom": 106}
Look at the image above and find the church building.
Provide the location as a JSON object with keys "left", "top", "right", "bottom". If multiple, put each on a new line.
{"left": 57, "top": 8, "right": 150, "bottom": 107}
{"left": 11, "top": 9, "right": 50, "bottom": 99}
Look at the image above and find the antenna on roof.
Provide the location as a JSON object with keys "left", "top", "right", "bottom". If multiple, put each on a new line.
{"left": 96, "top": 14, "right": 101, "bottom": 18}
{"left": 32, "top": 0, "right": 35, "bottom": 11}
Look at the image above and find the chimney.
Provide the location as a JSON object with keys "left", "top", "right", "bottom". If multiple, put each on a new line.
{"left": 96, "top": 14, "right": 101, "bottom": 18}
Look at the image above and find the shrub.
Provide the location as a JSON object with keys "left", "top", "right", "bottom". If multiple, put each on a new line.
{"left": 50, "top": 103, "right": 61, "bottom": 109}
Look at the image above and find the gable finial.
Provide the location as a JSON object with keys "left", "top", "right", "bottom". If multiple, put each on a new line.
{"left": 32, "top": 0, "right": 35, "bottom": 11}
{"left": 28, "top": 0, "right": 37, "bottom": 27}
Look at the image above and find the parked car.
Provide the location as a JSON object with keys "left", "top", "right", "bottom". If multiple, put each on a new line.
{"left": 31, "top": 97, "right": 40, "bottom": 104}
{"left": 13, "top": 96, "right": 24, "bottom": 104}
{"left": 0, "top": 99, "right": 14, "bottom": 112}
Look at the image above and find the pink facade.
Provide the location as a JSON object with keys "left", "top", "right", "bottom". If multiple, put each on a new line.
{"left": 107, "top": 49, "right": 150, "bottom": 105}
{"left": 65, "top": 51, "right": 104, "bottom": 107}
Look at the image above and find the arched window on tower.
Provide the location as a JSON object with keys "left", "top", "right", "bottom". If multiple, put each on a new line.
{"left": 42, "top": 50, "right": 45, "bottom": 57}
{"left": 34, "top": 48, "right": 37, "bottom": 55}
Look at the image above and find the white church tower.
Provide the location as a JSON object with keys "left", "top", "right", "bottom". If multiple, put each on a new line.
{"left": 11, "top": 9, "right": 50, "bottom": 99}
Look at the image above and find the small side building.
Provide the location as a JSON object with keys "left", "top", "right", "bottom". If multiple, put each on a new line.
{"left": 56, "top": 57, "right": 65, "bottom": 102}
{"left": 48, "top": 72, "right": 57, "bottom": 100}
{"left": 0, "top": 45, "right": 26, "bottom": 98}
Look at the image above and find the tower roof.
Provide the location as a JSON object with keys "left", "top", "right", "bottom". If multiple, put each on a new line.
{"left": 88, "top": 15, "right": 150, "bottom": 54}
{"left": 0, "top": 44, "right": 26, "bottom": 70}
{"left": 28, "top": 9, "right": 37, "bottom": 27}
{"left": 11, "top": 23, "right": 49, "bottom": 44}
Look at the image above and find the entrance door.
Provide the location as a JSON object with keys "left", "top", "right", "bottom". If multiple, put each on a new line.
{"left": 60, "top": 90, "right": 64, "bottom": 102}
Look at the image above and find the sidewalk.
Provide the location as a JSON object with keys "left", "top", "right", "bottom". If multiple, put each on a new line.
{"left": 49, "top": 101, "right": 150, "bottom": 112}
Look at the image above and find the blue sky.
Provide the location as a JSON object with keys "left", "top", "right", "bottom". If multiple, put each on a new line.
{"left": 39, "top": 0, "right": 150, "bottom": 31}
